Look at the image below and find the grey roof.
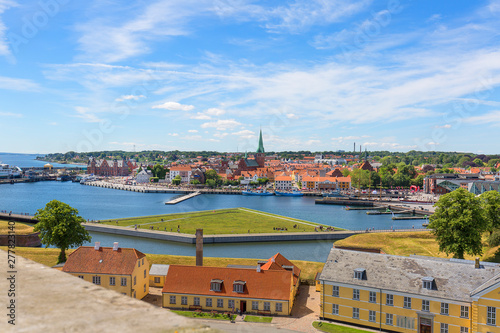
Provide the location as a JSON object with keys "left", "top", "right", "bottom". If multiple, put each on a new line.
{"left": 244, "top": 159, "right": 259, "bottom": 167}
{"left": 320, "top": 248, "right": 500, "bottom": 302}
{"left": 149, "top": 264, "right": 170, "bottom": 276}
{"left": 226, "top": 265, "right": 258, "bottom": 269}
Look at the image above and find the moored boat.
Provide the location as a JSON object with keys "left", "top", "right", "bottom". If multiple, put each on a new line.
{"left": 242, "top": 190, "right": 273, "bottom": 196}
{"left": 275, "top": 190, "right": 303, "bottom": 197}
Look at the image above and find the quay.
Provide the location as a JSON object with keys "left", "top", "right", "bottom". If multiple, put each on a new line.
{"left": 165, "top": 191, "right": 201, "bottom": 205}
{"left": 392, "top": 216, "right": 429, "bottom": 220}
{"left": 0, "top": 212, "right": 37, "bottom": 223}
{"left": 346, "top": 206, "right": 384, "bottom": 211}
{"left": 316, "top": 198, "right": 376, "bottom": 206}
{"left": 82, "top": 223, "right": 428, "bottom": 244}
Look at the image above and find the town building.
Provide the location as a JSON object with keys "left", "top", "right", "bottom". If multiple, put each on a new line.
{"left": 62, "top": 242, "right": 149, "bottom": 300}
{"left": 87, "top": 157, "right": 135, "bottom": 176}
{"left": 169, "top": 165, "right": 192, "bottom": 183}
{"left": 135, "top": 168, "right": 152, "bottom": 183}
{"left": 149, "top": 264, "right": 170, "bottom": 288}
{"left": 423, "top": 174, "right": 482, "bottom": 194}
{"left": 319, "top": 248, "right": 500, "bottom": 333}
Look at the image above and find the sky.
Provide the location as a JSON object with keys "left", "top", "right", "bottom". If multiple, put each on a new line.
{"left": 1, "top": 0, "right": 500, "bottom": 154}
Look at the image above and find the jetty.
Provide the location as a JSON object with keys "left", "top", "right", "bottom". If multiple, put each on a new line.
{"left": 392, "top": 216, "right": 429, "bottom": 220}
{"left": 346, "top": 206, "right": 383, "bottom": 211}
{"left": 165, "top": 191, "right": 201, "bottom": 205}
{"left": 0, "top": 212, "right": 37, "bottom": 223}
{"left": 316, "top": 198, "right": 375, "bottom": 206}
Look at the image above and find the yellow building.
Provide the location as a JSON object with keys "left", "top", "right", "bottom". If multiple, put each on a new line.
{"left": 149, "top": 264, "right": 170, "bottom": 288}
{"left": 62, "top": 242, "right": 149, "bottom": 300}
{"left": 319, "top": 249, "right": 500, "bottom": 333}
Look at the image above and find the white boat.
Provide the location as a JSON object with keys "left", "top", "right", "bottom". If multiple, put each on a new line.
{"left": 0, "top": 163, "right": 22, "bottom": 179}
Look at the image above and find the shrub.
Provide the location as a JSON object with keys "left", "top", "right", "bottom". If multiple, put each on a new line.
{"left": 488, "top": 230, "right": 500, "bottom": 247}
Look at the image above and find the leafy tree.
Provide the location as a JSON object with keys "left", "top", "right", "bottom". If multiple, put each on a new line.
{"left": 481, "top": 191, "right": 500, "bottom": 234}
{"left": 206, "top": 179, "right": 217, "bottom": 188}
{"left": 428, "top": 188, "right": 487, "bottom": 259}
{"left": 473, "top": 158, "right": 484, "bottom": 167}
{"left": 34, "top": 200, "right": 91, "bottom": 264}
{"left": 172, "top": 175, "right": 181, "bottom": 185}
{"left": 190, "top": 179, "right": 201, "bottom": 185}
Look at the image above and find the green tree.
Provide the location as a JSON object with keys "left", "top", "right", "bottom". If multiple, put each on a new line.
{"left": 206, "top": 179, "right": 217, "bottom": 188}
{"left": 481, "top": 191, "right": 500, "bottom": 234}
{"left": 428, "top": 188, "right": 487, "bottom": 259}
{"left": 34, "top": 200, "right": 91, "bottom": 264}
{"left": 172, "top": 175, "right": 181, "bottom": 185}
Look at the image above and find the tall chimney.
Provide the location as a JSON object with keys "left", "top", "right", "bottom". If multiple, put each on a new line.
{"left": 196, "top": 229, "right": 203, "bottom": 266}
{"left": 475, "top": 257, "right": 480, "bottom": 269}
{"left": 94, "top": 242, "right": 100, "bottom": 250}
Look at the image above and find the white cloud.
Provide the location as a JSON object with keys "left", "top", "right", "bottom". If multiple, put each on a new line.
{"left": 188, "top": 129, "right": 198, "bottom": 133}
{"left": 205, "top": 108, "right": 225, "bottom": 116}
{"left": 73, "top": 106, "right": 103, "bottom": 123}
{"left": 152, "top": 101, "right": 194, "bottom": 111}
{"left": 464, "top": 110, "right": 500, "bottom": 125}
{"left": 434, "top": 124, "right": 452, "bottom": 129}
{"left": 190, "top": 113, "right": 211, "bottom": 120}
{"left": 214, "top": 132, "right": 229, "bottom": 139}
{"left": 0, "top": 111, "right": 22, "bottom": 118}
{"left": 0, "top": 0, "right": 17, "bottom": 60}
{"left": 231, "top": 129, "right": 255, "bottom": 139}
{"left": 115, "top": 94, "right": 146, "bottom": 102}
{"left": 286, "top": 113, "right": 299, "bottom": 119}
{"left": 0, "top": 76, "right": 39, "bottom": 91}
{"left": 201, "top": 119, "right": 242, "bottom": 131}
{"left": 168, "top": 133, "right": 179, "bottom": 136}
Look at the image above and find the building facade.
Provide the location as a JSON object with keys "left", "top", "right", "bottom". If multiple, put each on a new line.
{"left": 87, "top": 157, "right": 135, "bottom": 176}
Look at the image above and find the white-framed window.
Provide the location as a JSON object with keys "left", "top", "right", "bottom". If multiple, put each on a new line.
{"left": 369, "top": 310, "right": 376, "bottom": 322}
{"left": 233, "top": 283, "right": 244, "bottom": 293}
{"left": 276, "top": 303, "right": 282, "bottom": 312}
{"left": 206, "top": 298, "right": 212, "bottom": 307}
{"left": 217, "top": 299, "right": 224, "bottom": 308}
{"left": 134, "top": 276, "right": 136, "bottom": 285}
{"left": 441, "top": 302, "right": 449, "bottom": 315}
{"left": 332, "top": 304, "right": 339, "bottom": 315}
{"left": 422, "top": 300, "right": 430, "bottom": 312}
{"left": 440, "top": 323, "right": 448, "bottom": 333}
{"left": 121, "top": 277, "right": 127, "bottom": 286}
{"left": 92, "top": 276, "right": 101, "bottom": 285}
{"left": 353, "top": 289, "right": 360, "bottom": 300}
{"left": 460, "top": 327, "right": 469, "bottom": 333}
{"left": 109, "top": 277, "right": 115, "bottom": 286}
{"left": 386, "top": 313, "right": 393, "bottom": 325}
{"left": 488, "top": 306, "right": 496, "bottom": 326}
{"left": 353, "top": 307, "right": 359, "bottom": 319}
{"left": 170, "top": 295, "right": 176, "bottom": 304}
{"left": 264, "top": 302, "right": 270, "bottom": 311}
{"left": 252, "top": 301, "right": 258, "bottom": 310}
{"left": 332, "top": 285, "right": 339, "bottom": 297}
{"left": 194, "top": 297, "right": 200, "bottom": 306}
{"left": 403, "top": 296, "right": 412, "bottom": 309}
{"left": 386, "top": 294, "right": 393, "bottom": 306}
{"left": 461, "top": 306, "right": 469, "bottom": 318}
{"left": 181, "top": 296, "right": 187, "bottom": 305}
{"left": 228, "top": 299, "right": 235, "bottom": 309}
{"left": 78, "top": 275, "right": 84, "bottom": 279}
{"left": 154, "top": 277, "right": 160, "bottom": 283}
{"left": 369, "top": 291, "right": 376, "bottom": 303}
{"left": 211, "top": 282, "right": 221, "bottom": 292}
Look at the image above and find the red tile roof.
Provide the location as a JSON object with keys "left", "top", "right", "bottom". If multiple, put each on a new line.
{"left": 260, "top": 253, "right": 301, "bottom": 285}
{"left": 62, "top": 246, "right": 145, "bottom": 275}
{"left": 162, "top": 265, "right": 292, "bottom": 301}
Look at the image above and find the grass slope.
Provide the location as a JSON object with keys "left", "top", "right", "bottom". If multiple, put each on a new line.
{"left": 0, "top": 220, "right": 35, "bottom": 235}
{"left": 313, "top": 321, "right": 371, "bottom": 333}
{"left": 99, "top": 208, "right": 337, "bottom": 235}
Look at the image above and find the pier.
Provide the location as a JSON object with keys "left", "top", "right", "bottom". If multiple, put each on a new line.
{"left": 392, "top": 216, "right": 429, "bottom": 220}
{"left": 165, "top": 191, "right": 201, "bottom": 205}
{"left": 0, "top": 212, "right": 37, "bottom": 223}
{"left": 316, "top": 198, "right": 375, "bottom": 206}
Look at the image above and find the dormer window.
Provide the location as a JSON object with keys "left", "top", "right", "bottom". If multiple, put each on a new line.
{"left": 210, "top": 279, "right": 223, "bottom": 292}
{"left": 354, "top": 268, "right": 366, "bottom": 280}
{"left": 233, "top": 280, "right": 246, "bottom": 293}
{"left": 422, "top": 277, "right": 434, "bottom": 290}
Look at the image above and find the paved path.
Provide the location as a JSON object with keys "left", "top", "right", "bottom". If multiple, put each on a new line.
{"left": 272, "top": 285, "right": 319, "bottom": 333}
{"left": 238, "top": 208, "right": 321, "bottom": 227}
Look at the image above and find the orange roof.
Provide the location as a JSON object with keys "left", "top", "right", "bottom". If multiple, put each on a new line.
{"left": 62, "top": 246, "right": 145, "bottom": 275}
{"left": 162, "top": 265, "right": 292, "bottom": 301}
{"left": 275, "top": 175, "right": 292, "bottom": 181}
{"left": 260, "top": 253, "right": 300, "bottom": 285}
{"left": 170, "top": 166, "right": 192, "bottom": 171}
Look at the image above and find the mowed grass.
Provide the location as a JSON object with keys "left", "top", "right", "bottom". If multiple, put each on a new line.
{"left": 0, "top": 220, "right": 35, "bottom": 235}
{"left": 313, "top": 321, "right": 371, "bottom": 333}
{"left": 334, "top": 231, "right": 500, "bottom": 262}
{"left": 1, "top": 247, "right": 325, "bottom": 282}
{"left": 244, "top": 315, "right": 273, "bottom": 323}
{"left": 99, "top": 208, "right": 338, "bottom": 235}
{"left": 171, "top": 310, "right": 236, "bottom": 321}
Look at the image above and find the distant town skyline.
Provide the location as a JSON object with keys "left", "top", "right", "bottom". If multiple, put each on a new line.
{"left": 1, "top": 0, "right": 500, "bottom": 154}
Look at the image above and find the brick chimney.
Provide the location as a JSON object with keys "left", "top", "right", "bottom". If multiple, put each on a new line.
{"left": 196, "top": 229, "right": 203, "bottom": 266}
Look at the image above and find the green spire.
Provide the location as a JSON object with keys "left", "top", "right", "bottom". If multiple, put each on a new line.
{"left": 256, "top": 129, "right": 265, "bottom": 153}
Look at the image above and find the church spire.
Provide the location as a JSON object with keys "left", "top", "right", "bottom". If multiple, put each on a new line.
{"left": 256, "top": 129, "right": 265, "bottom": 153}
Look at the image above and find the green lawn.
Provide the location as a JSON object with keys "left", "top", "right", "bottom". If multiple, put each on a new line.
{"left": 313, "top": 321, "right": 371, "bottom": 333}
{"left": 99, "top": 208, "right": 339, "bottom": 235}
{"left": 171, "top": 310, "right": 236, "bottom": 321}
{"left": 0, "top": 220, "right": 35, "bottom": 235}
{"left": 244, "top": 315, "right": 273, "bottom": 323}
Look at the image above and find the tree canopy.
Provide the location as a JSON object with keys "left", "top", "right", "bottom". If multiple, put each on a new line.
{"left": 481, "top": 190, "right": 500, "bottom": 234}
{"left": 34, "top": 200, "right": 91, "bottom": 264}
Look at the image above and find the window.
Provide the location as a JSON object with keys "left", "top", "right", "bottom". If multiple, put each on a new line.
{"left": 276, "top": 303, "right": 282, "bottom": 312}
{"left": 181, "top": 296, "right": 187, "bottom": 305}
{"left": 143, "top": 284, "right": 146, "bottom": 292}
{"left": 386, "top": 294, "right": 393, "bottom": 306}
{"left": 369, "top": 310, "right": 376, "bottom": 322}
{"left": 252, "top": 301, "right": 258, "bottom": 310}
{"left": 154, "top": 277, "right": 160, "bottom": 283}
{"left": 440, "top": 323, "right": 448, "bottom": 333}
{"left": 403, "top": 296, "right": 412, "bottom": 309}
{"left": 228, "top": 299, "right": 235, "bottom": 309}
{"left": 170, "top": 295, "right": 176, "bottom": 304}
{"left": 332, "top": 304, "right": 339, "bottom": 315}
{"left": 441, "top": 302, "right": 449, "bottom": 315}
{"left": 78, "top": 275, "right": 84, "bottom": 279}
{"left": 396, "top": 316, "right": 415, "bottom": 329}
{"left": 386, "top": 313, "right": 393, "bottom": 325}
{"left": 487, "top": 306, "right": 496, "bottom": 326}
{"left": 210, "top": 280, "right": 222, "bottom": 292}
{"left": 206, "top": 298, "right": 212, "bottom": 307}
{"left": 264, "top": 302, "right": 270, "bottom": 311}
{"left": 354, "top": 268, "right": 365, "bottom": 280}
{"left": 460, "top": 327, "right": 469, "bottom": 333}
{"left": 233, "top": 281, "right": 245, "bottom": 293}
{"left": 142, "top": 258, "right": 144, "bottom": 265}
{"left": 144, "top": 269, "right": 146, "bottom": 278}
{"left": 121, "top": 277, "right": 127, "bottom": 286}
{"left": 332, "top": 285, "right": 339, "bottom": 297}
{"left": 369, "top": 291, "right": 376, "bottom": 303}
{"left": 134, "top": 276, "right": 136, "bottom": 286}
{"left": 194, "top": 297, "right": 200, "bottom": 306}
{"left": 422, "top": 300, "right": 430, "bottom": 312}
{"left": 217, "top": 299, "right": 224, "bottom": 308}
{"left": 422, "top": 277, "right": 434, "bottom": 289}
{"left": 138, "top": 260, "right": 141, "bottom": 267}
{"left": 109, "top": 277, "right": 115, "bottom": 286}
{"left": 353, "top": 308, "right": 359, "bottom": 319}
{"left": 92, "top": 276, "right": 101, "bottom": 285}
{"left": 353, "top": 289, "right": 360, "bottom": 300}
{"left": 461, "top": 306, "right": 469, "bottom": 318}
{"left": 133, "top": 291, "right": 136, "bottom": 298}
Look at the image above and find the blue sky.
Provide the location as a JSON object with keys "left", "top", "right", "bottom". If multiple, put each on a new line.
{"left": 1, "top": 0, "right": 500, "bottom": 154}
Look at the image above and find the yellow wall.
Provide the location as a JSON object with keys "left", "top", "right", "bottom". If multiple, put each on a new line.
{"left": 132, "top": 257, "right": 149, "bottom": 300}
{"left": 162, "top": 293, "right": 290, "bottom": 315}
{"left": 70, "top": 273, "right": 132, "bottom": 296}
{"left": 149, "top": 275, "right": 165, "bottom": 288}
{"left": 474, "top": 288, "right": 500, "bottom": 333}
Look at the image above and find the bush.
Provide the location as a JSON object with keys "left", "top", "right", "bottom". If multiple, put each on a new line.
{"left": 488, "top": 230, "right": 500, "bottom": 247}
